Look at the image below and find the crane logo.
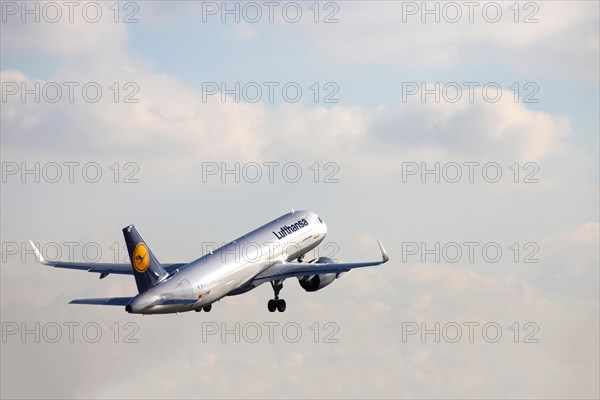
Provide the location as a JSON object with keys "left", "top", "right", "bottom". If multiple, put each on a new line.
{"left": 133, "top": 243, "right": 149, "bottom": 273}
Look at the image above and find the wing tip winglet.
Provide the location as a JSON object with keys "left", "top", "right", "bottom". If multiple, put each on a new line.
{"left": 377, "top": 240, "right": 389, "bottom": 263}
{"left": 29, "top": 240, "right": 50, "bottom": 265}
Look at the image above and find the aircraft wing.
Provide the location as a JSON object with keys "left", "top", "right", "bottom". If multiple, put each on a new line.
{"left": 29, "top": 241, "right": 186, "bottom": 277}
{"left": 250, "top": 240, "right": 389, "bottom": 285}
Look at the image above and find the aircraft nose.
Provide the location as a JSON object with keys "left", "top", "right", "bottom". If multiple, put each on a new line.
{"left": 315, "top": 215, "right": 327, "bottom": 235}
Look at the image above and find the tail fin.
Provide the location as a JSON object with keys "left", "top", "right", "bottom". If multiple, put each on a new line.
{"left": 123, "top": 225, "right": 169, "bottom": 293}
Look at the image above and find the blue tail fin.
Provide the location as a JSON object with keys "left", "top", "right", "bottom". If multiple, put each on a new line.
{"left": 123, "top": 225, "right": 169, "bottom": 293}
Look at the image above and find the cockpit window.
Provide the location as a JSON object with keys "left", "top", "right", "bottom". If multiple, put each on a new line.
{"left": 318, "top": 217, "right": 323, "bottom": 223}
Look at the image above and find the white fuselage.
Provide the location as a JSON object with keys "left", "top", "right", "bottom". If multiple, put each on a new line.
{"left": 128, "top": 210, "right": 327, "bottom": 314}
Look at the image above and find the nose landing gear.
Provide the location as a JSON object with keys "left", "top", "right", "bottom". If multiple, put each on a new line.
{"left": 268, "top": 281, "right": 286, "bottom": 312}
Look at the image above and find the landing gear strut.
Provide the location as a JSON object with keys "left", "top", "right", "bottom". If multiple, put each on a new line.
{"left": 268, "top": 281, "right": 286, "bottom": 312}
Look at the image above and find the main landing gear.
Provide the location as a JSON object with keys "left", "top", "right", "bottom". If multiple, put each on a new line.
{"left": 268, "top": 281, "right": 286, "bottom": 312}
{"left": 195, "top": 304, "right": 212, "bottom": 312}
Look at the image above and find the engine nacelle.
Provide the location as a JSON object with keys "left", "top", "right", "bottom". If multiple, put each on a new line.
{"left": 299, "top": 257, "right": 337, "bottom": 292}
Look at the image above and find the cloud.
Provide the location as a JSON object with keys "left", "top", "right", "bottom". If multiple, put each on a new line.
{"left": 1, "top": 3, "right": 597, "bottom": 399}
{"left": 370, "top": 92, "right": 572, "bottom": 162}
{"left": 1, "top": 68, "right": 270, "bottom": 165}
{"left": 2, "top": 69, "right": 573, "bottom": 176}
{"left": 533, "top": 222, "right": 600, "bottom": 299}
{"left": 1, "top": 2, "right": 129, "bottom": 62}
{"left": 280, "top": 1, "right": 599, "bottom": 83}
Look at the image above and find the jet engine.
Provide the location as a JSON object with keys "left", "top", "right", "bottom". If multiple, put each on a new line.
{"left": 298, "top": 257, "right": 338, "bottom": 292}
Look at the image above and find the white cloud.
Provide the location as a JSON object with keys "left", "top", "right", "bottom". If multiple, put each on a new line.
{"left": 1, "top": 68, "right": 270, "bottom": 166}
{"left": 370, "top": 93, "right": 572, "bottom": 162}
{"left": 1, "top": 3, "right": 598, "bottom": 398}
{"left": 2, "top": 70, "right": 573, "bottom": 176}
{"left": 533, "top": 222, "right": 600, "bottom": 299}
{"left": 281, "top": 1, "right": 599, "bottom": 83}
{"left": 0, "top": 2, "right": 128, "bottom": 61}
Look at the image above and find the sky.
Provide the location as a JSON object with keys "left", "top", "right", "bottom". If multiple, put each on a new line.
{"left": 1, "top": 1, "right": 599, "bottom": 399}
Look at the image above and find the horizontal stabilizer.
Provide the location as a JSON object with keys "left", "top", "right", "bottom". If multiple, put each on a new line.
{"left": 160, "top": 298, "right": 200, "bottom": 305}
{"left": 69, "top": 297, "right": 199, "bottom": 307}
{"left": 70, "top": 297, "right": 134, "bottom": 306}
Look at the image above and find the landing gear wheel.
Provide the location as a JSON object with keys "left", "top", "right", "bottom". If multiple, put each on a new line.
{"left": 268, "top": 281, "right": 286, "bottom": 312}
{"left": 276, "top": 299, "right": 286, "bottom": 312}
{"left": 203, "top": 304, "right": 212, "bottom": 312}
{"left": 195, "top": 308, "right": 202, "bottom": 312}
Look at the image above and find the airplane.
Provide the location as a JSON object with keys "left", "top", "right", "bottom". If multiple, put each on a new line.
{"left": 30, "top": 210, "right": 389, "bottom": 314}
